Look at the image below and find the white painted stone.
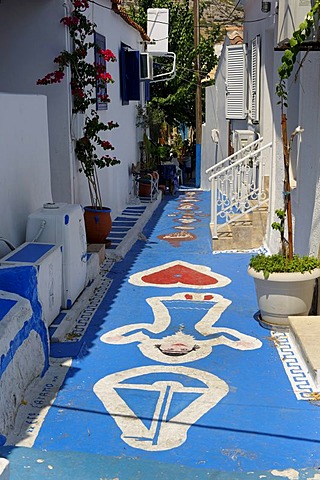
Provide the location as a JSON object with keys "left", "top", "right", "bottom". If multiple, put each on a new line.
{"left": 0, "top": 458, "right": 9, "bottom": 480}
{"left": 0, "top": 291, "right": 47, "bottom": 438}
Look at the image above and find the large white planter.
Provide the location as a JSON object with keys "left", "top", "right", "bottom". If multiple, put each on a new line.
{"left": 248, "top": 267, "right": 320, "bottom": 327}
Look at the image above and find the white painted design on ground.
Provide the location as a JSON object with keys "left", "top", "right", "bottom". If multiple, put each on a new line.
{"left": 101, "top": 293, "right": 262, "bottom": 363}
{"left": 270, "top": 468, "right": 299, "bottom": 479}
{"left": 272, "top": 331, "right": 316, "bottom": 400}
{"left": 93, "top": 365, "right": 228, "bottom": 451}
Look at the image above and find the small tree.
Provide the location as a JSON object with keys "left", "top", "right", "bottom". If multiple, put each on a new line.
{"left": 275, "top": 0, "right": 320, "bottom": 260}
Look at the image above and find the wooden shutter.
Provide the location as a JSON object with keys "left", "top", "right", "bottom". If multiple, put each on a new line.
{"left": 225, "top": 44, "right": 247, "bottom": 119}
{"left": 251, "top": 35, "right": 260, "bottom": 123}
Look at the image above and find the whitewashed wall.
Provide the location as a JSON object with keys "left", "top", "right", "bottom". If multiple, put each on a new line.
{"left": 0, "top": 0, "right": 144, "bottom": 225}
{"left": 0, "top": 93, "right": 52, "bottom": 258}
{"left": 201, "top": 45, "right": 229, "bottom": 191}
{"left": 0, "top": 0, "right": 72, "bottom": 206}
{"left": 75, "top": 1, "right": 144, "bottom": 218}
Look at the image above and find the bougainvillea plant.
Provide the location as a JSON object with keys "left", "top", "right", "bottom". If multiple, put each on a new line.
{"left": 37, "top": 0, "right": 120, "bottom": 208}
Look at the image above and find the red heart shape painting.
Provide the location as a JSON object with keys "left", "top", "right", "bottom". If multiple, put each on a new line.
{"left": 128, "top": 261, "right": 231, "bottom": 289}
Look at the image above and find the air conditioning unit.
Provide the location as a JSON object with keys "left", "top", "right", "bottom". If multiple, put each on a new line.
{"left": 277, "top": 0, "right": 316, "bottom": 45}
{"left": 232, "top": 130, "right": 255, "bottom": 151}
{"left": 26, "top": 203, "right": 87, "bottom": 309}
{"left": 140, "top": 52, "right": 154, "bottom": 80}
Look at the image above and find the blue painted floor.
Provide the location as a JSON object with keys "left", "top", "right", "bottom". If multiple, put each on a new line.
{"left": 2, "top": 190, "right": 320, "bottom": 479}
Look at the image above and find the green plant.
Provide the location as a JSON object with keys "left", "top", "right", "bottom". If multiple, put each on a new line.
{"left": 37, "top": 0, "right": 120, "bottom": 208}
{"left": 249, "top": 254, "right": 320, "bottom": 279}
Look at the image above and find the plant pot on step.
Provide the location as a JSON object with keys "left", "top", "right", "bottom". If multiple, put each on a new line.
{"left": 248, "top": 267, "right": 320, "bottom": 328}
{"left": 138, "top": 178, "right": 152, "bottom": 197}
{"left": 84, "top": 206, "right": 112, "bottom": 244}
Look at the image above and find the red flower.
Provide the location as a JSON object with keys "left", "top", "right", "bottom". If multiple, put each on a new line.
{"left": 98, "top": 94, "right": 110, "bottom": 103}
{"left": 37, "top": 70, "right": 65, "bottom": 85}
{"left": 73, "top": 0, "right": 89, "bottom": 8}
{"left": 99, "top": 49, "right": 116, "bottom": 62}
{"left": 101, "top": 140, "right": 114, "bottom": 150}
{"left": 60, "top": 16, "right": 79, "bottom": 27}
{"left": 95, "top": 63, "right": 106, "bottom": 74}
{"left": 98, "top": 72, "right": 113, "bottom": 82}
{"left": 72, "top": 87, "right": 85, "bottom": 98}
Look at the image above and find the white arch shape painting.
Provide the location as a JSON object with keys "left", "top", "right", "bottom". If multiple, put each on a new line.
{"left": 93, "top": 365, "right": 229, "bottom": 451}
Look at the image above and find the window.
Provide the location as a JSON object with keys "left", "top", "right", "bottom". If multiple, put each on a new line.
{"left": 94, "top": 33, "right": 108, "bottom": 111}
{"left": 225, "top": 44, "right": 247, "bottom": 120}
{"left": 250, "top": 36, "right": 260, "bottom": 123}
{"left": 119, "top": 43, "right": 140, "bottom": 104}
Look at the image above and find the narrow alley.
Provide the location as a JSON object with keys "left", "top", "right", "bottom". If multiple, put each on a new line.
{"left": 1, "top": 191, "right": 320, "bottom": 479}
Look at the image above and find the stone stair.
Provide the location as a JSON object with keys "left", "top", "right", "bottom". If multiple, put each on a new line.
{"left": 211, "top": 204, "right": 268, "bottom": 251}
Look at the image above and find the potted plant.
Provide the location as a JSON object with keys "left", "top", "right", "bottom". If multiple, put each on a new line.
{"left": 248, "top": 1, "right": 320, "bottom": 327}
{"left": 37, "top": 0, "right": 120, "bottom": 244}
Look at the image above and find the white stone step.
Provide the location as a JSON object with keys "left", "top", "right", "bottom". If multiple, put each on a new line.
{"left": 289, "top": 315, "right": 320, "bottom": 389}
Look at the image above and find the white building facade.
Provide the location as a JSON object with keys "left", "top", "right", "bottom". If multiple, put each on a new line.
{"left": 0, "top": 0, "right": 148, "bottom": 258}
{"left": 202, "top": 0, "right": 320, "bottom": 257}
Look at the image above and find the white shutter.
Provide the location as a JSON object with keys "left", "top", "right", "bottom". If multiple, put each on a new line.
{"left": 225, "top": 44, "right": 247, "bottom": 119}
{"left": 251, "top": 35, "right": 260, "bottom": 123}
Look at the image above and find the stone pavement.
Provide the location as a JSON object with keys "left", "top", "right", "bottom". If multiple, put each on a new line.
{"left": 1, "top": 190, "right": 320, "bottom": 480}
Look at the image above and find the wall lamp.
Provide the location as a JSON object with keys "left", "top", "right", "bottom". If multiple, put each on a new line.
{"left": 261, "top": 1, "right": 271, "bottom": 13}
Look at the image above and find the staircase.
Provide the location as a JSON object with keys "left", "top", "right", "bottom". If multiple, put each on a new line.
{"left": 206, "top": 137, "right": 272, "bottom": 251}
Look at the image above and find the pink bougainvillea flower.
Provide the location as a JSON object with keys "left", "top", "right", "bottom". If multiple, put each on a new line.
{"left": 101, "top": 140, "right": 114, "bottom": 150}
{"left": 99, "top": 49, "right": 116, "bottom": 62}
{"left": 60, "top": 16, "right": 79, "bottom": 27}
{"left": 72, "top": 87, "right": 85, "bottom": 98}
{"left": 73, "top": 0, "right": 89, "bottom": 8}
{"left": 37, "top": 70, "right": 65, "bottom": 85}
{"left": 95, "top": 63, "right": 106, "bottom": 74}
{"left": 98, "top": 94, "right": 110, "bottom": 103}
{"left": 98, "top": 72, "right": 113, "bottom": 82}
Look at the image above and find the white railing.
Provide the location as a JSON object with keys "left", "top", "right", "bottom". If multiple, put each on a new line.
{"left": 206, "top": 138, "right": 272, "bottom": 238}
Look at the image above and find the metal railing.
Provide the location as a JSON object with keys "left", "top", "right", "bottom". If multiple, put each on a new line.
{"left": 206, "top": 138, "right": 272, "bottom": 238}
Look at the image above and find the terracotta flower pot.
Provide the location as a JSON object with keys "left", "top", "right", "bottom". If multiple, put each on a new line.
{"left": 84, "top": 206, "right": 112, "bottom": 244}
{"left": 138, "top": 179, "right": 152, "bottom": 197}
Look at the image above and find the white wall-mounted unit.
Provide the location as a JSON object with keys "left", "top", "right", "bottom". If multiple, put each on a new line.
{"left": 140, "top": 52, "right": 154, "bottom": 80}
{"left": 147, "top": 8, "right": 169, "bottom": 54}
{"left": 0, "top": 242, "right": 62, "bottom": 327}
{"left": 277, "top": 0, "right": 314, "bottom": 45}
{"left": 232, "top": 130, "right": 255, "bottom": 151}
{"left": 26, "top": 203, "right": 87, "bottom": 309}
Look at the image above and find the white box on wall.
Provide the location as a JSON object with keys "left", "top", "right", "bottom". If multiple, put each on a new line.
{"left": 26, "top": 203, "right": 87, "bottom": 309}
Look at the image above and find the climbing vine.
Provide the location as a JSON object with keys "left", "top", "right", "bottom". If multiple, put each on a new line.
{"left": 37, "top": 0, "right": 120, "bottom": 208}
{"left": 274, "top": 1, "right": 320, "bottom": 260}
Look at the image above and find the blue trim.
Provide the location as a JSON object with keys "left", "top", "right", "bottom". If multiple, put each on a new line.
{"left": 0, "top": 299, "right": 17, "bottom": 320}
{"left": 64, "top": 215, "right": 70, "bottom": 225}
{"left": 0, "top": 266, "right": 49, "bottom": 378}
{"left": 195, "top": 143, "right": 201, "bottom": 188}
{"left": 4, "top": 244, "right": 55, "bottom": 263}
